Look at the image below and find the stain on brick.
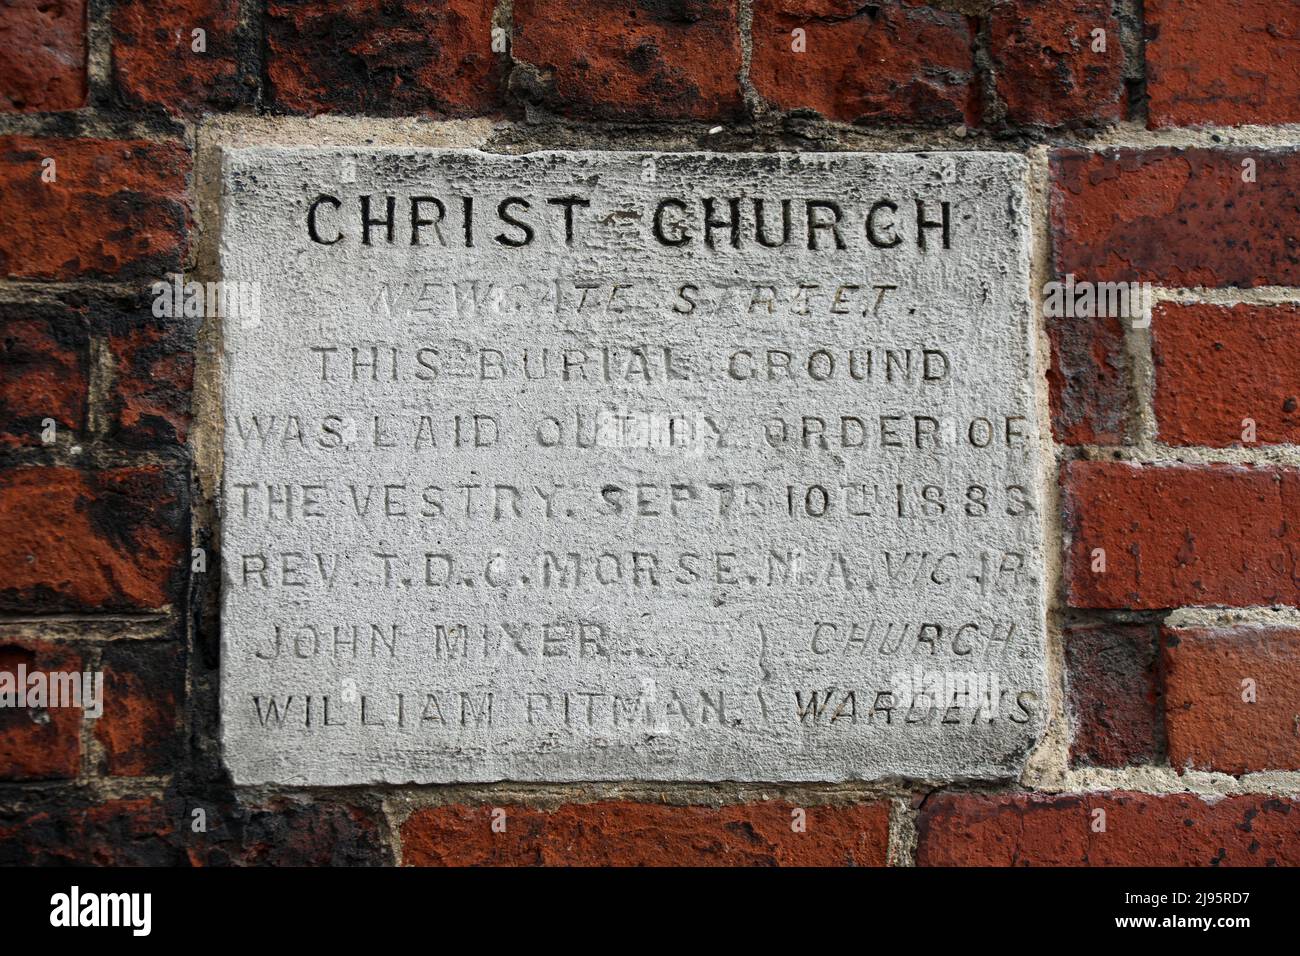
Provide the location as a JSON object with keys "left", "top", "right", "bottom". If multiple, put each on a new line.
{"left": 0, "top": 642, "right": 83, "bottom": 781}
{"left": 112, "top": 0, "right": 246, "bottom": 116}
{"left": 95, "top": 641, "right": 184, "bottom": 776}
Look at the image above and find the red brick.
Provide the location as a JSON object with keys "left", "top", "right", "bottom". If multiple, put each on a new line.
{"left": 1062, "top": 461, "right": 1300, "bottom": 610}
{"left": 1065, "top": 622, "right": 1162, "bottom": 768}
{"left": 267, "top": 0, "right": 501, "bottom": 116}
{"left": 1147, "top": 0, "right": 1300, "bottom": 128}
{"left": 1047, "top": 312, "right": 1128, "bottom": 445}
{"left": 1050, "top": 147, "right": 1300, "bottom": 288}
{"left": 917, "top": 792, "right": 1300, "bottom": 866}
{"left": 0, "top": 641, "right": 83, "bottom": 781}
{"left": 402, "top": 800, "right": 890, "bottom": 866}
{"left": 1153, "top": 302, "right": 1300, "bottom": 447}
{"left": 0, "top": 136, "right": 189, "bottom": 280}
{"left": 1164, "top": 625, "right": 1300, "bottom": 775}
{"left": 989, "top": 0, "right": 1123, "bottom": 127}
{"left": 513, "top": 0, "right": 741, "bottom": 122}
{"left": 0, "top": 0, "right": 86, "bottom": 112}
{"left": 94, "top": 642, "right": 183, "bottom": 776}
{"left": 103, "top": 307, "right": 196, "bottom": 447}
{"left": 112, "top": 0, "right": 245, "bottom": 116}
{"left": 0, "top": 301, "right": 88, "bottom": 449}
{"left": 0, "top": 466, "right": 188, "bottom": 612}
{"left": 750, "top": 0, "right": 973, "bottom": 126}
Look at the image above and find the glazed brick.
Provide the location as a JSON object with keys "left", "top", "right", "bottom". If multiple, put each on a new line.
{"left": 989, "top": 0, "right": 1124, "bottom": 127}
{"left": 512, "top": 0, "right": 742, "bottom": 121}
{"left": 266, "top": 0, "right": 501, "bottom": 116}
{"left": 112, "top": 0, "right": 246, "bottom": 116}
{"left": 0, "top": 641, "right": 83, "bottom": 781}
{"left": 1065, "top": 622, "right": 1163, "bottom": 768}
{"left": 917, "top": 792, "right": 1300, "bottom": 866}
{"left": 1164, "top": 625, "right": 1300, "bottom": 775}
{"left": 1062, "top": 461, "right": 1300, "bottom": 610}
{"left": 1147, "top": 0, "right": 1300, "bottom": 128}
{"left": 0, "top": 466, "right": 188, "bottom": 612}
{"left": 1153, "top": 302, "right": 1300, "bottom": 447}
{"left": 1051, "top": 147, "right": 1300, "bottom": 288}
{"left": 0, "top": 0, "right": 86, "bottom": 112}
{"left": 0, "top": 301, "right": 88, "bottom": 449}
{"left": 0, "top": 136, "right": 190, "bottom": 280}
{"left": 750, "top": 0, "right": 974, "bottom": 126}
{"left": 94, "top": 641, "right": 184, "bottom": 776}
{"left": 401, "top": 800, "right": 890, "bottom": 866}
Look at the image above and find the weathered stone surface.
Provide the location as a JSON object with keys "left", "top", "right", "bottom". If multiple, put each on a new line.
{"left": 218, "top": 148, "right": 1045, "bottom": 784}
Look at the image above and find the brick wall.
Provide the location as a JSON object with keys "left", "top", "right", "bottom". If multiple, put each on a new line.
{"left": 1, "top": 0, "right": 1298, "bottom": 867}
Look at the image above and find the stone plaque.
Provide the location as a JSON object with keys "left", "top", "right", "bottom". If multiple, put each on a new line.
{"left": 219, "top": 148, "right": 1046, "bottom": 785}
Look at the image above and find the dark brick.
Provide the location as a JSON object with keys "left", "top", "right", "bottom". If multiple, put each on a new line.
{"left": 94, "top": 641, "right": 184, "bottom": 776}
{"left": 918, "top": 791, "right": 1300, "bottom": 866}
{"left": 0, "top": 301, "right": 88, "bottom": 449}
{"left": 0, "top": 641, "right": 83, "bottom": 781}
{"left": 1065, "top": 622, "right": 1162, "bottom": 767}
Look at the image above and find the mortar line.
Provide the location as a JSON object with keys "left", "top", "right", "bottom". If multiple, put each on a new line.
{"left": 9, "top": 112, "right": 1297, "bottom": 150}
{"left": 1022, "top": 145, "right": 1071, "bottom": 790}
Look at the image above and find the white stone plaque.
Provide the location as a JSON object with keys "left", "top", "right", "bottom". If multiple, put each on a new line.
{"left": 218, "top": 148, "right": 1046, "bottom": 785}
